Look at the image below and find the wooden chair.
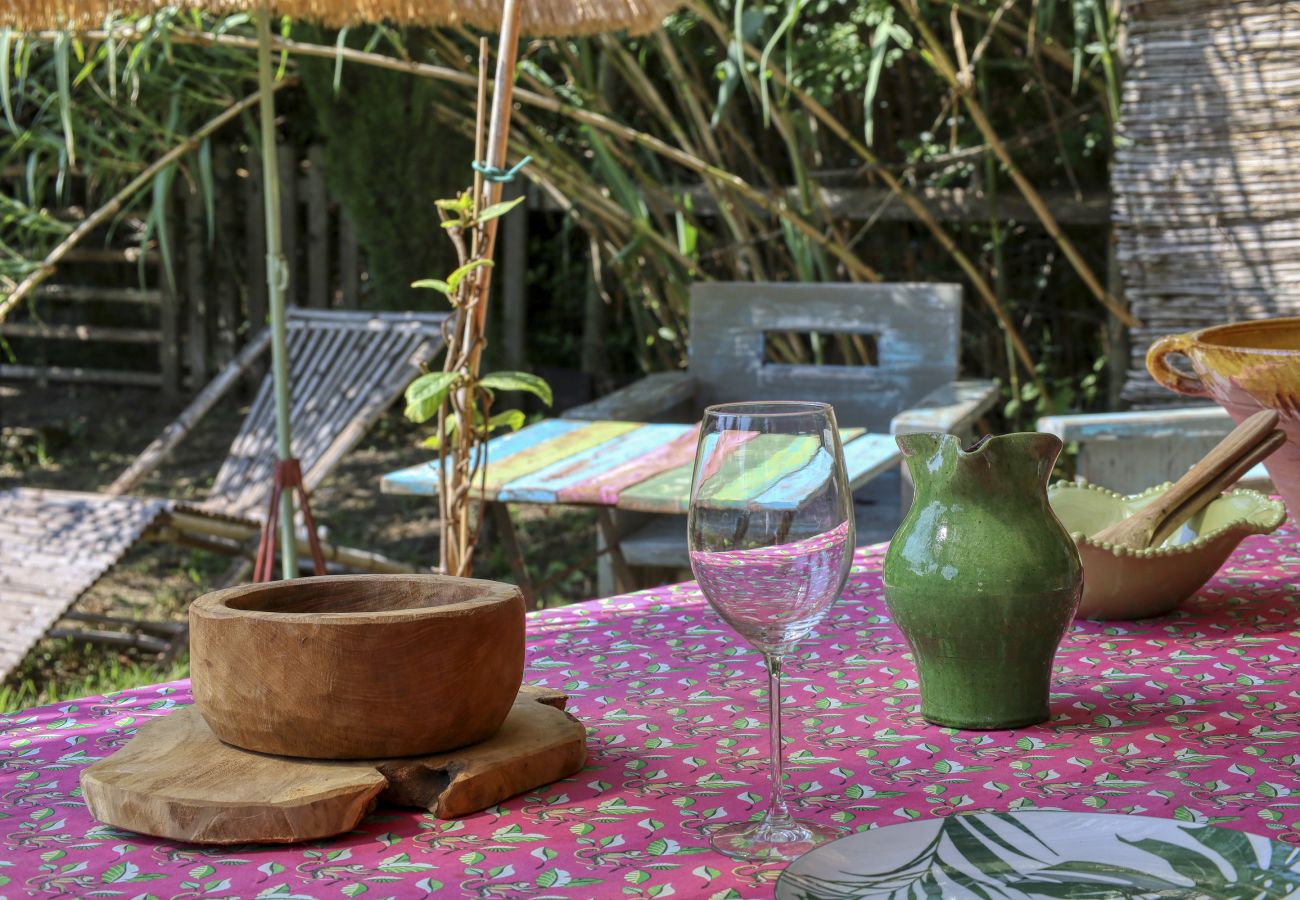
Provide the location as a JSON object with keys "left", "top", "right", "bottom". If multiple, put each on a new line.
{"left": 0, "top": 308, "right": 447, "bottom": 681}
{"left": 564, "top": 282, "right": 999, "bottom": 593}
{"left": 1036, "top": 406, "right": 1272, "bottom": 495}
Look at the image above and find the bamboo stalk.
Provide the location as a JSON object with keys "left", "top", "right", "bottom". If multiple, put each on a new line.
{"left": 687, "top": 1, "right": 1041, "bottom": 379}
{"left": 900, "top": 0, "right": 1138, "bottom": 328}
{"left": 31, "top": 26, "right": 881, "bottom": 284}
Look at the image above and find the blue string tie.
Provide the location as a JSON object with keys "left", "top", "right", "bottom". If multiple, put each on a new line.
{"left": 472, "top": 155, "right": 533, "bottom": 183}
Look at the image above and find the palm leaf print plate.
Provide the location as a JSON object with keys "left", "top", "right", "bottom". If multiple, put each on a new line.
{"left": 776, "top": 811, "right": 1300, "bottom": 899}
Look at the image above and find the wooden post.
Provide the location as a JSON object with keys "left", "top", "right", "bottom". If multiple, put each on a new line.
{"left": 306, "top": 145, "right": 330, "bottom": 308}
{"left": 183, "top": 182, "right": 208, "bottom": 389}
{"left": 213, "top": 143, "right": 238, "bottom": 368}
{"left": 594, "top": 508, "right": 636, "bottom": 596}
{"left": 501, "top": 180, "right": 527, "bottom": 372}
{"left": 277, "top": 142, "right": 299, "bottom": 310}
{"left": 338, "top": 210, "right": 360, "bottom": 310}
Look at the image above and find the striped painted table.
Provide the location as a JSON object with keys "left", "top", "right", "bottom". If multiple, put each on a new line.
{"left": 379, "top": 418, "right": 902, "bottom": 515}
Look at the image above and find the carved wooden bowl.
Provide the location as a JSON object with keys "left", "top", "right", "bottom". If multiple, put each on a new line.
{"left": 190, "top": 574, "right": 525, "bottom": 759}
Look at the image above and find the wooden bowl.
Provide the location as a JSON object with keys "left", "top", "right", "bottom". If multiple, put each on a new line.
{"left": 190, "top": 574, "right": 525, "bottom": 759}
{"left": 1049, "top": 481, "right": 1285, "bottom": 619}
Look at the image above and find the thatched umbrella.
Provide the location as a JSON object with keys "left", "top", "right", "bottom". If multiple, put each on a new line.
{"left": 6, "top": 0, "right": 679, "bottom": 579}
{"left": 19, "top": 0, "right": 678, "bottom": 34}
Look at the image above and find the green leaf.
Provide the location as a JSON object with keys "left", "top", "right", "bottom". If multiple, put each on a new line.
{"left": 411, "top": 278, "right": 451, "bottom": 296}
{"left": 474, "top": 194, "right": 525, "bottom": 224}
{"left": 435, "top": 192, "right": 473, "bottom": 214}
{"left": 479, "top": 371, "right": 553, "bottom": 406}
{"left": 53, "top": 33, "right": 75, "bottom": 167}
{"left": 404, "top": 371, "right": 456, "bottom": 424}
{"left": 863, "top": 11, "right": 895, "bottom": 147}
{"left": 341, "top": 884, "right": 367, "bottom": 897}
{"left": 332, "top": 27, "right": 349, "bottom": 96}
{"left": 646, "top": 838, "right": 672, "bottom": 856}
{"left": 0, "top": 30, "right": 17, "bottom": 134}
{"left": 198, "top": 138, "right": 215, "bottom": 247}
{"left": 487, "top": 410, "right": 526, "bottom": 433}
{"left": 446, "top": 258, "right": 493, "bottom": 292}
{"left": 1120, "top": 836, "right": 1231, "bottom": 889}
{"left": 420, "top": 416, "right": 457, "bottom": 450}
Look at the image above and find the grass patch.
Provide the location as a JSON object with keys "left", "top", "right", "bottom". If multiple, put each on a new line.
{"left": 1, "top": 651, "right": 189, "bottom": 715}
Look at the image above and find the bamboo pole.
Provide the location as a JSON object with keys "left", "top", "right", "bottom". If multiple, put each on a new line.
{"left": 0, "top": 77, "right": 297, "bottom": 325}
{"left": 463, "top": 2, "right": 520, "bottom": 428}
{"left": 255, "top": 5, "right": 298, "bottom": 579}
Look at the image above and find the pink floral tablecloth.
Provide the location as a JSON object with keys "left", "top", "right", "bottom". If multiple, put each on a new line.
{"left": 3, "top": 527, "right": 1300, "bottom": 898}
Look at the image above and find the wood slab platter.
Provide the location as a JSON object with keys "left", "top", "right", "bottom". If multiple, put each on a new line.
{"left": 80, "top": 686, "right": 585, "bottom": 845}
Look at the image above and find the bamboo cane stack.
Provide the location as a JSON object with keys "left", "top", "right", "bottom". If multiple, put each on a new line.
{"left": 1114, "top": 0, "right": 1300, "bottom": 405}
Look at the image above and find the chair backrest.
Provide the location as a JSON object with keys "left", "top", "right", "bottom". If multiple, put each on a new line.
{"left": 204, "top": 308, "right": 447, "bottom": 519}
{"left": 688, "top": 282, "right": 961, "bottom": 430}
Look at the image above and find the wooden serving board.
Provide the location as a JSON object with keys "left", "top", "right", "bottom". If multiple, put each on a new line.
{"left": 80, "top": 686, "right": 586, "bottom": 845}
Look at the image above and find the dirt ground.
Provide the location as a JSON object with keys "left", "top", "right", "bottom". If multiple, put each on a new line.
{"left": 0, "top": 379, "right": 601, "bottom": 705}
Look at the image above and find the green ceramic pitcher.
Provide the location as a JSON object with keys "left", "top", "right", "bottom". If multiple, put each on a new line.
{"left": 882, "top": 432, "right": 1082, "bottom": 730}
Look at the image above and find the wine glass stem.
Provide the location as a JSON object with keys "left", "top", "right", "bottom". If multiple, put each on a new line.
{"left": 764, "top": 652, "right": 794, "bottom": 826}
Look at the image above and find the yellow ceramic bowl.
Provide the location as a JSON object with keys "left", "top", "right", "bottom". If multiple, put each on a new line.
{"left": 1048, "top": 482, "right": 1285, "bottom": 620}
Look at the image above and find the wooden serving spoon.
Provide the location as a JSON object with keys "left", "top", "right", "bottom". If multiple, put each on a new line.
{"left": 1090, "top": 409, "right": 1285, "bottom": 550}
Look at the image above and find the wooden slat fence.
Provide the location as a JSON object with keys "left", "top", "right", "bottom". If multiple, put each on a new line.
{"left": 2, "top": 142, "right": 367, "bottom": 395}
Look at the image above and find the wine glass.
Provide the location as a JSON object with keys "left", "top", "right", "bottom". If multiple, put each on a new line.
{"left": 688, "top": 401, "right": 855, "bottom": 861}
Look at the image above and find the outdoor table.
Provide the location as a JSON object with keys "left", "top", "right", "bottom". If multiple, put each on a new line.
{"left": 3, "top": 526, "right": 1300, "bottom": 898}
{"left": 380, "top": 418, "right": 902, "bottom": 598}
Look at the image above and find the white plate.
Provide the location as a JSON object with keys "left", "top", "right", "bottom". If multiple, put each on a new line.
{"left": 776, "top": 811, "right": 1300, "bottom": 899}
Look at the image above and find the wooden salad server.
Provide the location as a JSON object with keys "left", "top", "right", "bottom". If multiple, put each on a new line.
{"left": 1090, "top": 409, "right": 1285, "bottom": 550}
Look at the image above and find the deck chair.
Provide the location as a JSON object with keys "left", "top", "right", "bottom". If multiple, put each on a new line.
{"left": 0, "top": 308, "right": 447, "bottom": 681}
{"left": 563, "top": 282, "right": 999, "bottom": 593}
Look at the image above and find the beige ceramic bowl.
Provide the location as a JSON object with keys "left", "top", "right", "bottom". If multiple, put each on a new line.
{"left": 1048, "top": 482, "right": 1285, "bottom": 620}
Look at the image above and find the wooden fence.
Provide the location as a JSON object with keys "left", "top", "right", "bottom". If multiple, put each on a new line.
{"left": 1, "top": 142, "right": 365, "bottom": 395}
{"left": 6, "top": 155, "right": 1114, "bottom": 401}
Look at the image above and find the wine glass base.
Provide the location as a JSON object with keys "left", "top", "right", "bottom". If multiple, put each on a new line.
{"left": 707, "top": 817, "right": 844, "bottom": 861}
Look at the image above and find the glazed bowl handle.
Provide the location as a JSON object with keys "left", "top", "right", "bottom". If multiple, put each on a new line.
{"left": 1146, "top": 333, "right": 1209, "bottom": 397}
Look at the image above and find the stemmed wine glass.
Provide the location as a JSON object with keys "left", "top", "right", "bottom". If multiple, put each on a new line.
{"left": 688, "top": 401, "right": 855, "bottom": 861}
